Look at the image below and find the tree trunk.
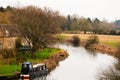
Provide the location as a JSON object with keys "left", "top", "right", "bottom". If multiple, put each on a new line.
{"left": 84, "top": 31, "right": 86, "bottom": 34}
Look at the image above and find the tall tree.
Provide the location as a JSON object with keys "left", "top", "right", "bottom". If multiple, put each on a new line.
{"left": 71, "top": 17, "right": 80, "bottom": 31}
{"left": 0, "top": 7, "right": 4, "bottom": 12}
{"left": 79, "top": 17, "right": 92, "bottom": 34}
{"left": 100, "top": 21, "right": 113, "bottom": 34}
{"left": 67, "top": 15, "right": 71, "bottom": 31}
{"left": 60, "top": 16, "right": 67, "bottom": 31}
{"left": 92, "top": 18, "right": 101, "bottom": 34}
{"left": 10, "top": 6, "right": 62, "bottom": 53}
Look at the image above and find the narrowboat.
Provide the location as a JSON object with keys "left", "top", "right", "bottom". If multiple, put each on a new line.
{"left": 19, "top": 62, "right": 48, "bottom": 80}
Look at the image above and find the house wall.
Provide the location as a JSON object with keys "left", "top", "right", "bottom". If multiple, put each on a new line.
{"left": 0, "top": 37, "right": 18, "bottom": 49}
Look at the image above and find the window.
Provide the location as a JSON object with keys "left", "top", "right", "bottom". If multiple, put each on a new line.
{"left": 21, "top": 64, "right": 29, "bottom": 74}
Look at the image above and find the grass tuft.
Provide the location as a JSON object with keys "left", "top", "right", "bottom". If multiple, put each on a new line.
{"left": 35, "top": 48, "right": 60, "bottom": 59}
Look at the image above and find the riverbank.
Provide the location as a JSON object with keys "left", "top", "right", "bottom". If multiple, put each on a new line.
{"left": 60, "top": 34, "right": 120, "bottom": 47}
{"left": 57, "top": 34, "right": 119, "bottom": 56}
{"left": 44, "top": 49, "right": 68, "bottom": 72}
{"left": 0, "top": 48, "right": 68, "bottom": 79}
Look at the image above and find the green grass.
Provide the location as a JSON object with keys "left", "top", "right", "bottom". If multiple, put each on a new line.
{"left": 0, "top": 64, "right": 21, "bottom": 76}
{"left": 35, "top": 48, "right": 60, "bottom": 59}
{"left": 101, "top": 41, "right": 120, "bottom": 47}
{"left": 56, "top": 35, "right": 69, "bottom": 40}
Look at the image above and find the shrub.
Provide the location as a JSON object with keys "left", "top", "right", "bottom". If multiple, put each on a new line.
{"left": 0, "top": 49, "right": 16, "bottom": 59}
{"left": 110, "top": 30, "right": 117, "bottom": 35}
{"left": 117, "top": 31, "right": 120, "bottom": 35}
{"left": 85, "top": 35, "right": 99, "bottom": 48}
{"left": 15, "top": 38, "right": 22, "bottom": 52}
{"left": 72, "top": 35, "right": 80, "bottom": 46}
{"left": 16, "top": 52, "right": 27, "bottom": 64}
{"left": 98, "top": 67, "right": 120, "bottom": 80}
{"left": 115, "top": 44, "right": 120, "bottom": 59}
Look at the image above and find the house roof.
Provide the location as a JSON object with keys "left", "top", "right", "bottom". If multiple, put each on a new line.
{"left": 0, "top": 24, "right": 21, "bottom": 37}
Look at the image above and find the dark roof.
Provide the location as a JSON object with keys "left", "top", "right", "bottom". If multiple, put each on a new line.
{"left": 0, "top": 24, "right": 21, "bottom": 37}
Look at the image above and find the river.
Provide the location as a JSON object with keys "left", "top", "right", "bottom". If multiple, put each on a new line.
{"left": 34, "top": 43, "right": 117, "bottom": 80}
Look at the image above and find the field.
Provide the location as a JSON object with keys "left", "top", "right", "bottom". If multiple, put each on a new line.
{"left": 60, "top": 34, "right": 120, "bottom": 47}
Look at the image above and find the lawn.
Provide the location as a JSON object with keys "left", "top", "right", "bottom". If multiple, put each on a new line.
{"left": 0, "top": 65, "right": 21, "bottom": 76}
{"left": 35, "top": 48, "right": 60, "bottom": 59}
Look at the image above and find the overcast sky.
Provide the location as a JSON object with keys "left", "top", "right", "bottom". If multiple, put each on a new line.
{"left": 0, "top": 0, "right": 120, "bottom": 21}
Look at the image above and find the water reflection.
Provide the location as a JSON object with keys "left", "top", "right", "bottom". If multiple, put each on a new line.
{"left": 33, "top": 76, "right": 47, "bottom": 80}
{"left": 86, "top": 48, "right": 97, "bottom": 57}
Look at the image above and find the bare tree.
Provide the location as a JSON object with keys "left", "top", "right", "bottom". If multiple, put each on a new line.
{"left": 10, "top": 6, "right": 62, "bottom": 53}
{"left": 98, "top": 67, "right": 120, "bottom": 80}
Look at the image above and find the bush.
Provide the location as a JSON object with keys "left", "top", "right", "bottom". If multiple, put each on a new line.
{"left": 110, "top": 30, "right": 117, "bottom": 35}
{"left": 16, "top": 52, "right": 28, "bottom": 64}
{"left": 72, "top": 35, "right": 80, "bottom": 46}
{"left": 15, "top": 38, "right": 22, "bottom": 52}
{"left": 85, "top": 35, "right": 99, "bottom": 48}
{"left": 117, "top": 31, "right": 120, "bottom": 35}
{"left": 2, "top": 58, "right": 16, "bottom": 65}
{"left": 115, "top": 44, "right": 120, "bottom": 59}
{"left": 98, "top": 67, "right": 120, "bottom": 80}
{"left": 0, "top": 49, "right": 16, "bottom": 59}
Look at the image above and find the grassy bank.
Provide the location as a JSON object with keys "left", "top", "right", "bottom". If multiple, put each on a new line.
{"left": 101, "top": 41, "right": 119, "bottom": 47}
{"left": 0, "top": 48, "right": 60, "bottom": 76}
{"left": 60, "top": 34, "right": 120, "bottom": 47}
{"left": 0, "top": 65, "right": 21, "bottom": 76}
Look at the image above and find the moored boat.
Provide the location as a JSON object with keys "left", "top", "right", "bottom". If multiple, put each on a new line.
{"left": 19, "top": 62, "right": 48, "bottom": 80}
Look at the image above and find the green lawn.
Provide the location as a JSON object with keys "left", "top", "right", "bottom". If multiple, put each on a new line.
{"left": 56, "top": 34, "right": 69, "bottom": 40}
{"left": 35, "top": 48, "right": 60, "bottom": 59}
{"left": 0, "top": 65, "right": 21, "bottom": 76}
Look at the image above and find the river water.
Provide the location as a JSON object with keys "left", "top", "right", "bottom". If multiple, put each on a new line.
{"left": 34, "top": 44, "right": 117, "bottom": 80}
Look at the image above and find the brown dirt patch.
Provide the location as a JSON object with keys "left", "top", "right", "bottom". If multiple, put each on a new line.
{"left": 43, "top": 50, "right": 68, "bottom": 72}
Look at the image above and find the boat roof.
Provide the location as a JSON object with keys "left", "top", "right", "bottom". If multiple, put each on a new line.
{"left": 33, "top": 63, "right": 46, "bottom": 68}
{"left": 22, "top": 62, "right": 32, "bottom": 64}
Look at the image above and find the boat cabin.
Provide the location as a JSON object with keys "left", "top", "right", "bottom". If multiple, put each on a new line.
{"left": 20, "top": 62, "right": 48, "bottom": 80}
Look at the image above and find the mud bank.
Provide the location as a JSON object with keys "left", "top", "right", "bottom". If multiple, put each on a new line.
{"left": 44, "top": 50, "right": 68, "bottom": 72}
{"left": 81, "top": 40, "right": 117, "bottom": 57}
{"left": 92, "top": 44, "right": 117, "bottom": 55}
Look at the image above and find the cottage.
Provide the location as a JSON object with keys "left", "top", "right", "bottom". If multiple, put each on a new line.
{"left": 0, "top": 24, "right": 20, "bottom": 49}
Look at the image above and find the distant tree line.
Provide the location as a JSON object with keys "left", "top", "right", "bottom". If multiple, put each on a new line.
{"left": 0, "top": 6, "right": 13, "bottom": 24}
{"left": 0, "top": 6, "right": 12, "bottom": 12}
{"left": 61, "top": 15, "right": 120, "bottom": 35}
{"left": 0, "top": 5, "right": 120, "bottom": 36}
